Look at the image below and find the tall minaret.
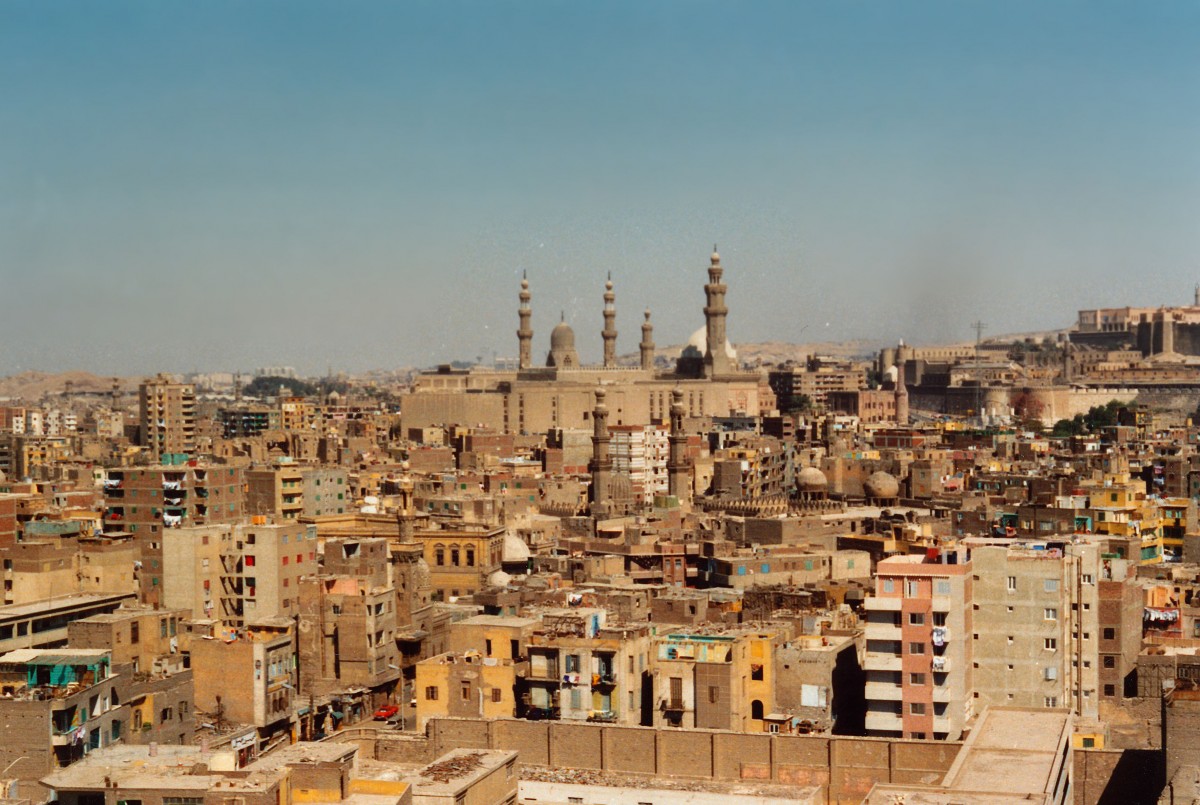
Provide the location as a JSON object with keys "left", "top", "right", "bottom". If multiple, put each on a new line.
{"left": 894, "top": 375, "right": 909, "bottom": 425}
{"left": 703, "top": 246, "right": 731, "bottom": 378}
{"left": 589, "top": 388, "right": 612, "bottom": 516}
{"left": 640, "top": 309, "right": 655, "bottom": 371}
{"left": 517, "top": 272, "right": 533, "bottom": 370}
{"left": 667, "top": 388, "right": 690, "bottom": 502}
{"left": 601, "top": 274, "right": 618, "bottom": 368}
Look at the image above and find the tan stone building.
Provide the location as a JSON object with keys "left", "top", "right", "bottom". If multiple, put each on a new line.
{"left": 247, "top": 463, "right": 349, "bottom": 520}
{"left": 138, "top": 374, "right": 196, "bottom": 458}
{"left": 651, "top": 627, "right": 783, "bottom": 733}
{"left": 297, "top": 575, "right": 400, "bottom": 698}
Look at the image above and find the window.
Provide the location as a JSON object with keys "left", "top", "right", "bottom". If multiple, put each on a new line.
{"left": 910, "top": 702, "right": 926, "bottom": 715}
{"left": 910, "top": 673, "right": 926, "bottom": 686}
{"left": 1082, "top": 574, "right": 1094, "bottom": 584}
{"left": 244, "top": 555, "right": 255, "bottom": 567}
{"left": 1104, "top": 684, "right": 1116, "bottom": 696}
{"left": 1103, "top": 656, "right": 1115, "bottom": 669}
{"left": 1044, "top": 667, "right": 1058, "bottom": 681}
{"left": 461, "top": 682, "right": 471, "bottom": 701}
{"left": 1006, "top": 576, "right": 1017, "bottom": 592}
{"left": 935, "top": 580, "right": 951, "bottom": 596}
{"left": 130, "top": 622, "right": 139, "bottom": 644}
{"left": 751, "top": 664, "right": 764, "bottom": 681}
{"left": 1102, "top": 628, "right": 1115, "bottom": 640}
{"left": 491, "top": 688, "right": 502, "bottom": 703}
{"left": 1044, "top": 608, "right": 1057, "bottom": 621}
{"left": 909, "top": 613, "right": 925, "bottom": 626}
{"left": 883, "top": 579, "right": 895, "bottom": 593}
{"left": 1044, "top": 638, "right": 1057, "bottom": 651}
{"left": 1083, "top": 737, "right": 1095, "bottom": 748}
{"left": 1045, "top": 697, "right": 1058, "bottom": 708}
{"left": 709, "top": 685, "right": 719, "bottom": 703}
{"left": 905, "top": 580, "right": 920, "bottom": 597}
{"left": 908, "top": 642, "right": 925, "bottom": 655}
{"left": 424, "top": 686, "right": 438, "bottom": 701}
{"left": 1044, "top": 579, "right": 1059, "bottom": 592}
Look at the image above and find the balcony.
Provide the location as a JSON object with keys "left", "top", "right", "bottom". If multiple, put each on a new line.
{"left": 931, "top": 596, "right": 952, "bottom": 612}
{"left": 864, "top": 597, "right": 903, "bottom": 612}
{"left": 864, "top": 622, "right": 901, "bottom": 641}
{"left": 864, "top": 682, "right": 903, "bottom": 702}
{"left": 932, "top": 685, "right": 953, "bottom": 703}
{"left": 865, "top": 711, "right": 903, "bottom": 733}
{"left": 931, "top": 656, "right": 950, "bottom": 673}
{"left": 865, "top": 652, "right": 902, "bottom": 672}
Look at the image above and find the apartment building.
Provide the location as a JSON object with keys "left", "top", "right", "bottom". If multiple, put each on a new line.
{"left": 190, "top": 618, "right": 297, "bottom": 752}
{"left": 862, "top": 554, "right": 972, "bottom": 740}
{"left": 415, "top": 651, "right": 522, "bottom": 729}
{"left": 609, "top": 424, "right": 669, "bottom": 504}
{"left": 138, "top": 375, "right": 196, "bottom": 458}
{"left": 218, "top": 522, "right": 318, "bottom": 626}
{"left": 246, "top": 463, "right": 349, "bottom": 519}
{"left": 524, "top": 609, "right": 653, "bottom": 727}
{"left": 297, "top": 575, "right": 400, "bottom": 697}
{"left": 416, "top": 525, "right": 504, "bottom": 601}
{"left": 969, "top": 541, "right": 1098, "bottom": 718}
{"left": 102, "top": 464, "right": 244, "bottom": 605}
{"left": 651, "top": 628, "right": 781, "bottom": 733}
{"left": 0, "top": 648, "right": 128, "bottom": 803}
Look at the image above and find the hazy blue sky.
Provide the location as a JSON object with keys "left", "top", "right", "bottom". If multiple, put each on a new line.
{"left": 2, "top": 1, "right": 1198, "bottom": 376}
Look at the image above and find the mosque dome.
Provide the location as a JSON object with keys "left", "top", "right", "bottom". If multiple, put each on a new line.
{"left": 797, "top": 466, "right": 828, "bottom": 491}
{"left": 864, "top": 471, "right": 900, "bottom": 500}
{"left": 502, "top": 532, "right": 531, "bottom": 562}
{"left": 487, "top": 569, "right": 513, "bottom": 588}
{"left": 550, "top": 320, "right": 576, "bottom": 350}
{"left": 679, "top": 327, "right": 737, "bottom": 361}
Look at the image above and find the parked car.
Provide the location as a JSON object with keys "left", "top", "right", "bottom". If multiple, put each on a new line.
{"left": 373, "top": 704, "right": 399, "bottom": 720}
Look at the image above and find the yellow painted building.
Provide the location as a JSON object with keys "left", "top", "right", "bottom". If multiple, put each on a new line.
{"left": 415, "top": 651, "right": 520, "bottom": 730}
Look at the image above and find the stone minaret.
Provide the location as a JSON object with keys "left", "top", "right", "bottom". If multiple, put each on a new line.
{"left": 703, "top": 247, "right": 731, "bottom": 378}
{"left": 640, "top": 309, "right": 655, "bottom": 371}
{"left": 895, "top": 375, "right": 909, "bottom": 425}
{"left": 602, "top": 274, "right": 618, "bottom": 368}
{"left": 667, "top": 388, "right": 690, "bottom": 502}
{"left": 589, "top": 388, "right": 612, "bottom": 516}
{"left": 396, "top": 461, "right": 416, "bottom": 541}
{"left": 517, "top": 272, "right": 533, "bottom": 369}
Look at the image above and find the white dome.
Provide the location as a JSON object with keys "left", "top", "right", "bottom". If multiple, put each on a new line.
{"left": 680, "top": 327, "right": 737, "bottom": 360}
{"left": 503, "top": 532, "right": 531, "bottom": 562}
{"left": 487, "top": 569, "right": 513, "bottom": 588}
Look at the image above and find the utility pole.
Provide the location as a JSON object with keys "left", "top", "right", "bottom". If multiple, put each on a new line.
{"left": 972, "top": 321, "right": 986, "bottom": 424}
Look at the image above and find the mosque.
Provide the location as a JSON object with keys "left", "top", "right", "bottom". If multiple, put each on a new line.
{"left": 403, "top": 248, "right": 773, "bottom": 433}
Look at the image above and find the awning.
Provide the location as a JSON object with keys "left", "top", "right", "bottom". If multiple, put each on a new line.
{"left": 331, "top": 710, "right": 345, "bottom": 719}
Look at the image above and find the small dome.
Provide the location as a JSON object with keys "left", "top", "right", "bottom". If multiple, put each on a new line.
{"left": 680, "top": 327, "right": 737, "bottom": 360}
{"left": 550, "top": 320, "right": 576, "bottom": 350}
{"left": 503, "top": 532, "right": 531, "bottom": 562}
{"left": 797, "top": 466, "right": 828, "bottom": 491}
{"left": 711, "top": 249, "right": 721, "bottom": 263}
{"left": 487, "top": 569, "right": 513, "bottom": 588}
{"left": 865, "top": 471, "right": 900, "bottom": 500}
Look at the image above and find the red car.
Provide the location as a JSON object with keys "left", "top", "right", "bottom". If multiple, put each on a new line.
{"left": 373, "top": 705, "right": 399, "bottom": 721}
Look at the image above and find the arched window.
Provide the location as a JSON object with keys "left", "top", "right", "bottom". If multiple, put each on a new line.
{"left": 751, "top": 700, "right": 764, "bottom": 720}
{"left": 434, "top": 545, "right": 445, "bottom": 566}
{"left": 465, "top": 547, "right": 475, "bottom": 567}
{"left": 450, "top": 545, "right": 461, "bottom": 566}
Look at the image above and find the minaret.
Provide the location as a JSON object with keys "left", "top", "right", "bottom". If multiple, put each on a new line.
{"left": 894, "top": 375, "right": 909, "bottom": 425}
{"left": 640, "top": 309, "right": 655, "bottom": 371}
{"left": 589, "top": 388, "right": 612, "bottom": 516}
{"left": 517, "top": 272, "right": 533, "bottom": 370}
{"left": 667, "top": 388, "right": 690, "bottom": 502}
{"left": 703, "top": 246, "right": 731, "bottom": 378}
{"left": 1194, "top": 284, "right": 1199, "bottom": 307}
{"left": 396, "top": 460, "right": 416, "bottom": 541}
{"left": 601, "top": 274, "right": 618, "bottom": 368}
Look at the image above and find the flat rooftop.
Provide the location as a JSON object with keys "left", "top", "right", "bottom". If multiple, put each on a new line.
{"left": 864, "top": 707, "right": 1072, "bottom": 805}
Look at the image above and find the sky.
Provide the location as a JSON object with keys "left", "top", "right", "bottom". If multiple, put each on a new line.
{"left": 2, "top": 1, "right": 1198, "bottom": 376}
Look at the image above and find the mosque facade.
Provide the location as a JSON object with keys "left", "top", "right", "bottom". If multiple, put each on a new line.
{"left": 403, "top": 249, "right": 773, "bottom": 434}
